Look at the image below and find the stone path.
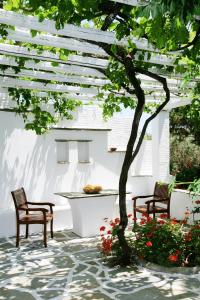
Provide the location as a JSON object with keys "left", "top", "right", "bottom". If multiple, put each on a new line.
{"left": 0, "top": 230, "right": 200, "bottom": 299}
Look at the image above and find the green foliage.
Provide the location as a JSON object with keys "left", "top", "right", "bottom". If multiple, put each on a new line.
{"left": 99, "top": 213, "right": 200, "bottom": 267}
{"left": 188, "top": 179, "right": 200, "bottom": 196}
{"left": 1, "top": 0, "right": 199, "bottom": 135}
{"left": 132, "top": 215, "right": 200, "bottom": 267}
{"left": 170, "top": 99, "right": 200, "bottom": 146}
{"left": 0, "top": 24, "right": 9, "bottom": 39}
{"left": 170, "top": 136, "right": 200, "bottom": 178}
{"left": 8, "top": 88, "right": 82, "bottom": 134}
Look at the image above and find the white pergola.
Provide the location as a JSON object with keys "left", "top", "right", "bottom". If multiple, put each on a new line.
{"left": 0, "top": 1, "right": 193, "bottom": 112}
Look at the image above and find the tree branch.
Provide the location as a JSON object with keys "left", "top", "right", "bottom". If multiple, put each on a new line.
{"left": 131, "top": 76, "right": 170, "bottom": 163}
{"left": 101, "top": 3, "right": 122, "bottom": 31}
{"left": 121, "top": 83, "right": 135, "bottom": 95}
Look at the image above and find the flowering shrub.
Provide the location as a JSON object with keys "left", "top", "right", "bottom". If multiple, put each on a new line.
{"left": 99, "top": 215, "right": 134, "bottom": 264}
{"left": 99, "top": 209, "right": 200, "bottom": 267}
{"left": 133, "top": 207, "right": 200, "bottom": 266}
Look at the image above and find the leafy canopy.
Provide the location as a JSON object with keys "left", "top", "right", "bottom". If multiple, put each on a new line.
{"left": 1, "top": 0, "right": 200, "bottom": 133}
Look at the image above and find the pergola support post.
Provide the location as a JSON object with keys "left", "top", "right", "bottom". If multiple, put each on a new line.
{"left": 151, "top": 110, "right": 170, "bottom": 183}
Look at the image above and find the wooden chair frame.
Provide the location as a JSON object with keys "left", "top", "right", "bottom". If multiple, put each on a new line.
{"left": 11, "top": 187, "right": 55, "bottom": 247}
{"left": 132, "top": 182, "right": 171, "bottom": 224}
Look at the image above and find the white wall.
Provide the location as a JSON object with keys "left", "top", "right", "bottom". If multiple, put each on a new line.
{"left": 0, "top": 106, "right": 170, "bottom": 237}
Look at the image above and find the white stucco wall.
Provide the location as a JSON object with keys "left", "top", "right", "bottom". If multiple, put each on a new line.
{"left": 0, "top": 106, "right": 170, "bottom": 237}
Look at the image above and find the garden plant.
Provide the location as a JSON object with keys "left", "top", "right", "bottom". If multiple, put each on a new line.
{"left": 99, "top": 203, "right": 200, "bottom": 267}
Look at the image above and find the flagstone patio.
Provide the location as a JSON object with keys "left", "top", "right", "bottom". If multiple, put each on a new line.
{"left": 0, "top": 230, "right": 200, "bottom": 300}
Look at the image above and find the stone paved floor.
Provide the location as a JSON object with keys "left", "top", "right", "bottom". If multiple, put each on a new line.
{"left": 0, "top": 230, "right": 200, "bottom": 300}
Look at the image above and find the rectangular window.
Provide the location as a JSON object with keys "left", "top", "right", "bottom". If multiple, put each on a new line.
{"left": 56, "top": 140, "right": 69, "bottom": 164}
{"left": 78, "top": 141, "right": 90, "bottom": 163}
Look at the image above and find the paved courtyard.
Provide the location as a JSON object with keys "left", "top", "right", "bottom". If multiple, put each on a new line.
{"left": 0, "top": 230, "right": 200, "bottom": 300}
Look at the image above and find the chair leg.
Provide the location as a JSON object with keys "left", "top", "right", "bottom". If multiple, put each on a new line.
{"left": 16, "top": 223, "right": 20, "bottom": 248}
{"left": 25, "top": 224, "right": 29, "bottom": 238}
{"left": 44, "top": 223, "right": 47, "bottom": 247}
{"left": 50, "top": 219, "right": 53, "bottom": 239}
{"left": 133, "top": 209, "right": 137, "bottom": 225}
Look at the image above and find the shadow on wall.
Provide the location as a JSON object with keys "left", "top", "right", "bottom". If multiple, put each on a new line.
{"left": 0, "top": 113, "right": 109, "bottom": 212}
{"left": 0, "top": 112, "right": 66, "bottom": 211}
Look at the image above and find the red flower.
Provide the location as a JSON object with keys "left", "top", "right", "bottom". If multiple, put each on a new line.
{"left": 140, "top": 218, "right": 146, "bottom": 225}
{"left": 110, "top": 221, "right": 115, "bottom": 227}
{"left": 170, "top": 218, "right": 178, "bottom": 225}
{"left": 157, "top": 220, "right": 165, "bottom": 225}
{"left": 132, "top": 217, "right": 137, "bottom": 221}
{"left": 107, "top": 230, "right": 111, "bottom": 235}
{"left": 100, "top": 226, "right": 106, "bottom": 231}
{"left": 101, "top": 237, "right": 113, "bottom": 255}
{"left": 145, "top": 241, "right": 152, "bottom": 247}
{"left": 160, "top": 213, "right": 168, "bottom": 219}
{"left": 195, "top": 200, "right": 200, "bottom": 204}
{"left": 114, "top": 217, "right": 120, "bottom": 224}
{"left": 168, "top": 254, "right": 178, "bottom": 262}
{"left": 142, "top": 212, "right": 148, "bottom": 217}
{"left": 147, "top": 216, "right": 152, "bottom": 222}
{"left": 127, "top": 213, "right": 132, "bottom": 218}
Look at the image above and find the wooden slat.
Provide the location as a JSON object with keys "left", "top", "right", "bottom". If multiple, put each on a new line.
{"left": 0, "top": 9, "right": 157, "bottom": 53}
{"left": 0, "top": 76, "right": 183, "bottom": 94}
{"left": 0, "top": 68, "right": 109, "bottom": 86}
{"left": 0, "top": 55, "right": 106, "bottom": 78}
{"left": 5, "top": 28, "right": 107, "bottom": 57}
{"left": 0, "top": 66, "right": 189, "bottom": 89}
{"left": 0, "top": 42, "right": 175, "bottom": 70}
{"left": 109, "top": 0, "right": 148, "bottom": 6}
{"left": 0, "top": 76, "right": 102, "bottom": 94}
{"left": 0, "top": 43, "right": 108, "bottom": 68}
{"left": 0, "top": 91, "right": 96, "bottom": 104}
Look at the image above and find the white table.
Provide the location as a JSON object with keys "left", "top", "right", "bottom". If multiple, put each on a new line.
{"left": 55, "top": 190, "right": 119, "bottom": 237}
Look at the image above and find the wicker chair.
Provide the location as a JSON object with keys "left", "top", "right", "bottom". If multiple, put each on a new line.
{"left": 11, "top": 187, "right": 55, "bottom": 247}
{"left": 132, "top": 182, "right": 171, "bottom": 223}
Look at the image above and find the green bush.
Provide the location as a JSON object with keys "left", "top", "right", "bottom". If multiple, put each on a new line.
{"left": 99, "top": 210, "right": 200, "bottom": 267}
{"left": 170, "top": 136, "right": 200, "bottom": 183}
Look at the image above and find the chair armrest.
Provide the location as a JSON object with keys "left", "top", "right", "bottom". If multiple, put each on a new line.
{"left": 132, "top": 195, "right": 154, "bottom": 200}
{"left": 19, "top": 207, "right": 49, "bottom": 213}
{"left": 145, "top": 198, "right": 169, "bottom": 204}
{"left": 27, "top": 202, "right": 55, "bottom": 213}
{"left": 27, "top": 202, "right": 55, "bottom": 206}
{"left": 132, "top": 195, "right": 154, "bottom": 208}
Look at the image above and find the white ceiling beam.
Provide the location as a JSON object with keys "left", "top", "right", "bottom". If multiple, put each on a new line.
{"left": 0, "top": 76, "right": 101, "bottom": 95}
{"left": 0, "top": 55, "right": 106, "bottom": 78}
{"left": 0, "top": 68, "right": 109, "bottom": 86}
{"left": 0, "top": 75, "right": 185, "bottom": 95}
{"left": 0, "top": 91, "right": 96, "bottom": 105}
{"left": 0, "top": 9, "right": 159, "bottom": 53}
{"left": 109, "top": 0, "right": 148, "bottom": 6}
{"left": 5, "top": 28, "right": 107, "bottom": 57}
{"left": 0, "top": 43, "right": 108, "bottom": 68}
{"left": 5, "top": 26, "right": 173, "bottom": 60}
{"left": 0, "top": 66, "right": 189, "bottom": 90}
{"left": 0, "top": 42, "right": 175, "bottom": 71}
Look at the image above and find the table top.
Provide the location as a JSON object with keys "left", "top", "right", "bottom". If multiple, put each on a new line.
{"left": 55, "top": 189, "right": 119, "bottom": 199}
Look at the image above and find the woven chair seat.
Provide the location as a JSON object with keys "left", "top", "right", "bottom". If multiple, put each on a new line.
{"left": 20, "top": 213, "right": 53, "bottom": 223}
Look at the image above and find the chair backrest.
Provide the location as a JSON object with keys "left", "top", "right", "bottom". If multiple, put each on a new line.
{"left": 11, "top": 188, "right": 28, "bottom": 219}
{"left": 154, "top": 182, "right": 171, "bottom": 199}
